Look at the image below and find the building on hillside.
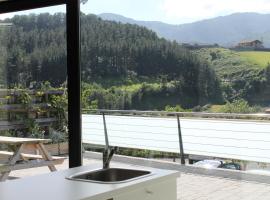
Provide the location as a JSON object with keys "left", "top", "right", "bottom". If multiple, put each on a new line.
{"left": 236, "top": 40, "right": 264, "bottom": 49}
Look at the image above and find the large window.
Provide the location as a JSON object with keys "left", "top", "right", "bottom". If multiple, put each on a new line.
{"left": 0, "top": 5, "right": 68, "bottom": 179}
{"left": 80, "top": 0, "right": 270, "bottom": 199}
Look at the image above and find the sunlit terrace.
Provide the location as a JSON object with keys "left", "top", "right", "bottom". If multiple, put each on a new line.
{"left": 2, "top": 110, "right": 270, "bottom": 199}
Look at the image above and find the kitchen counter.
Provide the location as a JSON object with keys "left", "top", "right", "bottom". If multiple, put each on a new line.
{"left": 0, "top": 164, "right": 180, "bottom": 200}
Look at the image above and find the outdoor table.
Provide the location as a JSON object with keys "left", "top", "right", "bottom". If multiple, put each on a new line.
{"left": 0, "top": 136, "right": 61, "bottom": 181}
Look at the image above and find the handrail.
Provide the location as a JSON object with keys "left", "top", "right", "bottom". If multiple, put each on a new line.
{"left": 82, "top": 109, "right": 270, "bottom": 120}
{"left": 82, "top": 110, "right": 270, "bottom": 164}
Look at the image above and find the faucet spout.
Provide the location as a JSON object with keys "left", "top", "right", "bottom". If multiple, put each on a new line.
{"left": 103, "top": 147, "right": 117, "bottom": 169}
{"left": 102, "top": 113, "right": 117, "bottom": 169}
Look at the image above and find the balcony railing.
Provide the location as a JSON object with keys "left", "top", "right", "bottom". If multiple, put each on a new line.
{"left": 82, "top": 109, "right": 270, "bottom": 165}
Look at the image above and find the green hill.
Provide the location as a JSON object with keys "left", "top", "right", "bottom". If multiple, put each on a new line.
{"left": 196, "top": 48, "right": 270, "bottom": 104}
{"left": 195, "top": 48, "right": 261, "bottom": 78}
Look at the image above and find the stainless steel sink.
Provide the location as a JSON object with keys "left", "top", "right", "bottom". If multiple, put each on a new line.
{"left": 67, "top": 168, "right": 152, "bottom": 184}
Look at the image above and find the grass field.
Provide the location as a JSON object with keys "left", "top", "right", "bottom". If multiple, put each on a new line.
{"left": 238, "top": 51, "right": 270, "bottom": 68}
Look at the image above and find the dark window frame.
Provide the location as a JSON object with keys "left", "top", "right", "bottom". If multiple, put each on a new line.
{"left": 0, "top": 0, "right": 82, "bottom": 168}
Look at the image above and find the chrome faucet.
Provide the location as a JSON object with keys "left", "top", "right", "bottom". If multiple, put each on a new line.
{"left": 102, "top": 113, "right": 117, "bottom": 169}
{"left": 103, "top": 146, "right": 117, "bottom": 169}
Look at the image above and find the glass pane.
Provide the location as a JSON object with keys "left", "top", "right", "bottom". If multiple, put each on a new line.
{"left": 0, "top": 5, "right": 68, "bottom": 180}
{"left": 80, "top": 1, "right": 270, "bottom": 199}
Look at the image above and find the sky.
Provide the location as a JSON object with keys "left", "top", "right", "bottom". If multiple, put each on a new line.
{"left": 1, "top": 0, "right": 270, "bottom": 24}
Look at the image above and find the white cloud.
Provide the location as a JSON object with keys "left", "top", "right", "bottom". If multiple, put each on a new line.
{"left": 161, "top": 0, "right": 270, "bottom": 23}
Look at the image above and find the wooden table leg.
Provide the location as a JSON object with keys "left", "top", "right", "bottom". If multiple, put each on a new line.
{"left": 36, "top": 143, "right": 57, "bottom": 172}
{"left": 0, "top": 144, "right": 25, "bottom": 182}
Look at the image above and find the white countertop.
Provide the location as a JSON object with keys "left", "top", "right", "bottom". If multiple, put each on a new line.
{"left": 0, "top": 164, "right": 179, "bottom": 200}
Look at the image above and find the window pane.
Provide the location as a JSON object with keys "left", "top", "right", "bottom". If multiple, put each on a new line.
{"left": 0, "top": 5, "right": 68, "bottom": 180}
{"left": 80, "top": 1, "right": 270, "bottom": 199}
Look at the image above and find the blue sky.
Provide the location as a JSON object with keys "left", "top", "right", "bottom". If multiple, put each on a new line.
{"left": 1, "top": 0, "right": 270, "bottom": 24}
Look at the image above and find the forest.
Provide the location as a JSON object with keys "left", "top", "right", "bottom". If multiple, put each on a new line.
{"left": 0, "top": 13, "right": 264, "bottom": 111}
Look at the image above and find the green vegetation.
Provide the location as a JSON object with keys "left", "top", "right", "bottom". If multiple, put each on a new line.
{"left": 0, "top": 86, "right": 67, "bottom": 142}
{"left": 195, "top": 48, "right": 270, "bottom": 105}
{"left": 165, "top": 105, "right": 186, "bottom": 112}
{"left": 239, "top": 51, "right": 270, "bottom": 68}
{"left": 0, "top": 13, "right": 222, "bottom": 110}
{"left": 0, "top": 14, "right": 268, "bottom": 112}
{"left": 195, "top": 48, "right": 261, "bottom": 80}
{"left": 209, "top": 99, "right": 261, "bottom": 113}
{"left": 82, "top": 80, "right": 215, "bottom": 110}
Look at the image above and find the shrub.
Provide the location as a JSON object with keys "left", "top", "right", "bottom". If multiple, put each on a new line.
{"left": 165, "top": 105, "right": 185, "bottom": 112}
{"left": 219, "top": 99, "right": 261, "bottom": 113}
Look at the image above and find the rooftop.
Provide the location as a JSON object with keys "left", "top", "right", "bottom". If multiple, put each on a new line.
{"left": 238, "top": 40, "right": 263, "bottom": 44}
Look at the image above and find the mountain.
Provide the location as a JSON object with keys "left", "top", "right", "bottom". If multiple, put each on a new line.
{"left": 99, "top": 13, "right": 270, "bottom": 47}
{"left": 195, "top": 47, "right": 270, "bottom": 104}
{"left": 99, "top": 13, "right": 179, "bottom": 43}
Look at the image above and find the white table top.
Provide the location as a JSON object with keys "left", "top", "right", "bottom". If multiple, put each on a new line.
{"left": 0, "top": 164, "right": 179, "bottom": 200}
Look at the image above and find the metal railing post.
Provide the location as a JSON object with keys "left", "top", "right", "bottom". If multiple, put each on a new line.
{"left": 177, "top": 114, "right": 185, "bottom": 165}
{"left": 102, "top": 113, "right": 109, "bottom": 149}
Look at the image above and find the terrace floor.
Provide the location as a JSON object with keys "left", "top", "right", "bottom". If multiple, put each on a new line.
{"left": 7, "top": 157, "right": 270, "bottom": 200}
